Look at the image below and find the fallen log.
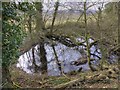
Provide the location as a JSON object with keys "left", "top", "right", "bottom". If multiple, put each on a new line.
{"left": 46, "top": 34, "right": 86, "bottom": 47}
{"left": 54, "top": 77, "right": 85, "bottom": 88}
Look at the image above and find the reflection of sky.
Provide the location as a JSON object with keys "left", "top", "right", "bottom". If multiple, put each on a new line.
{"left": 16, "top": 38, "right": 102, "bottom": 76}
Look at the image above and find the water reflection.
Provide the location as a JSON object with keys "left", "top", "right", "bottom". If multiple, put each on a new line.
{"left": 16, "top": 38, "right": 102, "bottom": 76}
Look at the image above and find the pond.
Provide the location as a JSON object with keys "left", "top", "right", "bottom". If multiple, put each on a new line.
{"left": 16, "top": 38, "right": 117, "bottom": 76}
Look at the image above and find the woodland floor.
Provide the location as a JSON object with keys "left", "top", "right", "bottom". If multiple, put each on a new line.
{"left": 10, "top": 63, "right": 119, "bottom": 89}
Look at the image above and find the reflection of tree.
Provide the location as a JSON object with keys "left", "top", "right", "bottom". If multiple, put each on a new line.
{"left": 17, "top": 1, "right": 118, "bottom": 75}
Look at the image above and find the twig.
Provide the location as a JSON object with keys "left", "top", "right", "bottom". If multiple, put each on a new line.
{"left": 12, "top": 81, "right": 22, "bottom": 88}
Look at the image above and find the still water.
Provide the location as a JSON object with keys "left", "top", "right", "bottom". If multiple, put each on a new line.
{"left": 17, "top": 38, "right": 116, "bottom": 76}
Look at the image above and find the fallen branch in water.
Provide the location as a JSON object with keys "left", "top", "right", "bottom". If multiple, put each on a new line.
{"left": 70, "top": 58, "right": 95, "bottom": 66}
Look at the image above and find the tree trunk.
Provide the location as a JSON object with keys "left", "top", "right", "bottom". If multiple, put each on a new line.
{"left": 97, "top": 7, "right": 105, "bottom": 70}
{"left": 83, "top": 1, "right": 92, "bottom": 71}
{"left": 39, "top": 42, "right": 47, "bottom": 74}
{"left": 2, "top": 66, "right": 13, "bottom": 87}
{"left": 118, "top": 2, "right": 120, "bottom": 50}
{"left": 118, "top": 2, "right": 120, "bottom": 81}
{"left": 50, "top": 0, "right": 59, "bottom": 33}
{"left": 35, "top": 2, "right": 45, "bottom": 31}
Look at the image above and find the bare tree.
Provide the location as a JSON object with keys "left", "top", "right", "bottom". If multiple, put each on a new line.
{"left": 96, "top": 2, "right": 108, "bottom": 70}
{"left": 83, "top": 1, "right": 97, "bottom": 71}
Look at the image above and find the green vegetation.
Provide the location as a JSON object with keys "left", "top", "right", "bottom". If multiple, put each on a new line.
{"left": 1, "top": 1, "right": 119, "bottom": 89}
{"left": 2, "top": 2, "right": 25, "bottom": 87}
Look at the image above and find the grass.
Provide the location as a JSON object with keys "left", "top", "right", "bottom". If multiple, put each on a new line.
{"left": 10, "top": 64, "right": 71, "bottom": 88}
{"left": 9, "top": 63, "right": 119, "bottom": 88}
{"left": 48, "top": 76, "right": 70, "bottom": 86}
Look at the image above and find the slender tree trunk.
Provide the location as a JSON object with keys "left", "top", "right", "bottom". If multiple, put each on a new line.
{"left": 118, "top": 2, "right": 120, "bottom": 47}
{"left": 83, "top": 1, "right": 92, "bottom": 71}
{"left": 39, "top": 42, "right": 47, "bottom": 74}
{"left": 76, "top": 12, "right": 84, "bottom": 23}
{"left": 97, "top": 7, "right": 105, "bottom": 70}
{"left": 118, "top": 1, "right": 120, "bottom": 77}
{"left": 50, "top": 0, "right": 59, "bottom": 33}
{"left": 49, "top": 0, "right": 63, "bottom": 74}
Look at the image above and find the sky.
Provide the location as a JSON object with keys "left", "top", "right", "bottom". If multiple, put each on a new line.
{"left": 43, "top": 0, "right": 119, "bottom": 3}
{"left": 2, "top": 0, "right": 119, "bottom": 11}
{"left": 2, "top": 0, "right": 120, "bottom": 2}
{"left": 43, "top": 0, "right": 108, "bottom": 11}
